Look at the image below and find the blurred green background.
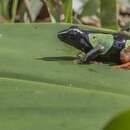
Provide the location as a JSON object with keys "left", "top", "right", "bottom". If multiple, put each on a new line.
{"left": 1, "top": 0, "right": 130, "bottom": 30}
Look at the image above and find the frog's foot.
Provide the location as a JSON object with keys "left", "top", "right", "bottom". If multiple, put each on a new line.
{"left": 73, "top": 58, "right": 83, "bottom": 64}
{"left": 113, "top": 62, "right": 130, "bottom": 69}
{"left": 74, "top": 52, "right": 87, "bottom": 64}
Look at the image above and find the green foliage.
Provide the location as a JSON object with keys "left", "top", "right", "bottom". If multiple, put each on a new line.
{"left": 11, "top": 0, "right": 18, "bottom": 22}
{"left": 81, "top": 0, "right": 100, "bottom": 16}
{"left": 0, "top": 0, "right": 72, "bottom": 23}
{"left": 44, "top": 0, "right": 59, "bottom": 23}
{"left": 104, "top": 110, "right": 130, "bottom": 130}
{"left": 46, "top": 0, "right": 72, "bottom": 23}
{"left": 62, "top": 0, "right": 72, "bottom": 23}
{"left": 0, "top": 0, "right": 9, "bottom": 18}
{"left": 0, "top": 23, "right": 130, "bottom": 130}
{"left": 80, "top": 0, "right": 118, "bottom": 29}
{"left": 100, "top": 0, "right": 118, "bottom": 29}
{"left": 0, "top": 0, "right": 126, "bottom": 29}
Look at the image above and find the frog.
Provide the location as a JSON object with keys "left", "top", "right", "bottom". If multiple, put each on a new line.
{"left": 57, "top": 26, "right": 130, "bottom": 69}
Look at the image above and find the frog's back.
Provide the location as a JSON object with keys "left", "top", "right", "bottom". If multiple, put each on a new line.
{"left": 87, "top": 32, "right": 126, "bottom": 63}
{"left": 88, "top": 33, "right": 114, "bottom": 55}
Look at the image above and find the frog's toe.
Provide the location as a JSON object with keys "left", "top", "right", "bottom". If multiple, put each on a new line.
{"left": 73, "top": 59, "right": 83, "bottom": 64}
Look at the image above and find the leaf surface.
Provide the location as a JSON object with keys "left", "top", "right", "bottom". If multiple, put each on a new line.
{"left": 0, "top": 24, "right": 130, "bottom": 130}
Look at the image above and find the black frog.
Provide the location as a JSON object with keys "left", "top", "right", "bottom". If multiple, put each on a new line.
{"left": 57, "top": 26, "right": 130, "bottom": 65}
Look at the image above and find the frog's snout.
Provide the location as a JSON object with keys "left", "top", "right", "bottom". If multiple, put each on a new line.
{"left": 57, "top": 32, "right": 62, "bottom": 40}
{"left": 57, "top": 31, "right": 67, "bottom": 42}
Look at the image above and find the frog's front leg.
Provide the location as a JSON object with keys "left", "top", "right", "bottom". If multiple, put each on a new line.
{"left": 74, "top": 44, "right": 104, "bottom": 64}
{"left": 74, "top": 52, "right": 87, "bottom": 64}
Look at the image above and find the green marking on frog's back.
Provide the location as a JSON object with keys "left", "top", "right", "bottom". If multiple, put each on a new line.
{"left": 125, "top": 40, "right": 130, "bottom": 48}
{"left": 88, "top": 33, "right": 114, "bottom": 55}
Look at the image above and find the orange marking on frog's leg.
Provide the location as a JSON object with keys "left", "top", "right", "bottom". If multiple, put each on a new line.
{"left": 113, "top": 62, "right": 130, "bottom": 69}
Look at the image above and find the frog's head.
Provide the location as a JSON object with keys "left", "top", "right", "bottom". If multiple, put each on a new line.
{"left": 57, "top": 26, "right": 91, "bottom": 52}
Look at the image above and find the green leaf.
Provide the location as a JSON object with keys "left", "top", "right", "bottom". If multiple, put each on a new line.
{"left": 81, "top": 0, "right": 100, "bottom": 16}
{"left": 44, "top": 0, "right": 59, "bottom": 23}
{"left": 0, "top": 0, "right": 9, "bottom": 18}
{"left": 11, "top": 0, "right": 18, "bottom": 22}
{"left": 104, "top": 110, "right": 130, "bottom": 130}
{"left": 0, "top": 24, "right": 130, "bottom": 130}
{"left": 44, "top": 0, "right": 72, "bottom": 23}
{"left": 100, "top": 0, "right": 118, "bottom": 29}
{"left": 62, "top": 0, "right": 72, "bottom": 23}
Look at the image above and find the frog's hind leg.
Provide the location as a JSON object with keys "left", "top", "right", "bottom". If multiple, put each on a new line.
{"left": 113, "top": 62, "right": 130, "bottom": 69}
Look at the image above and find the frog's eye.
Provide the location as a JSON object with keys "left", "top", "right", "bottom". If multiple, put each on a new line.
{"left": 71, "top": 30, "right": 77, "bottom": 35}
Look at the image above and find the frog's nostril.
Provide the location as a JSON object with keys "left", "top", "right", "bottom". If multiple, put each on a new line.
{"left": 57, "top": 31, "right": 66, "bottom": 41}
